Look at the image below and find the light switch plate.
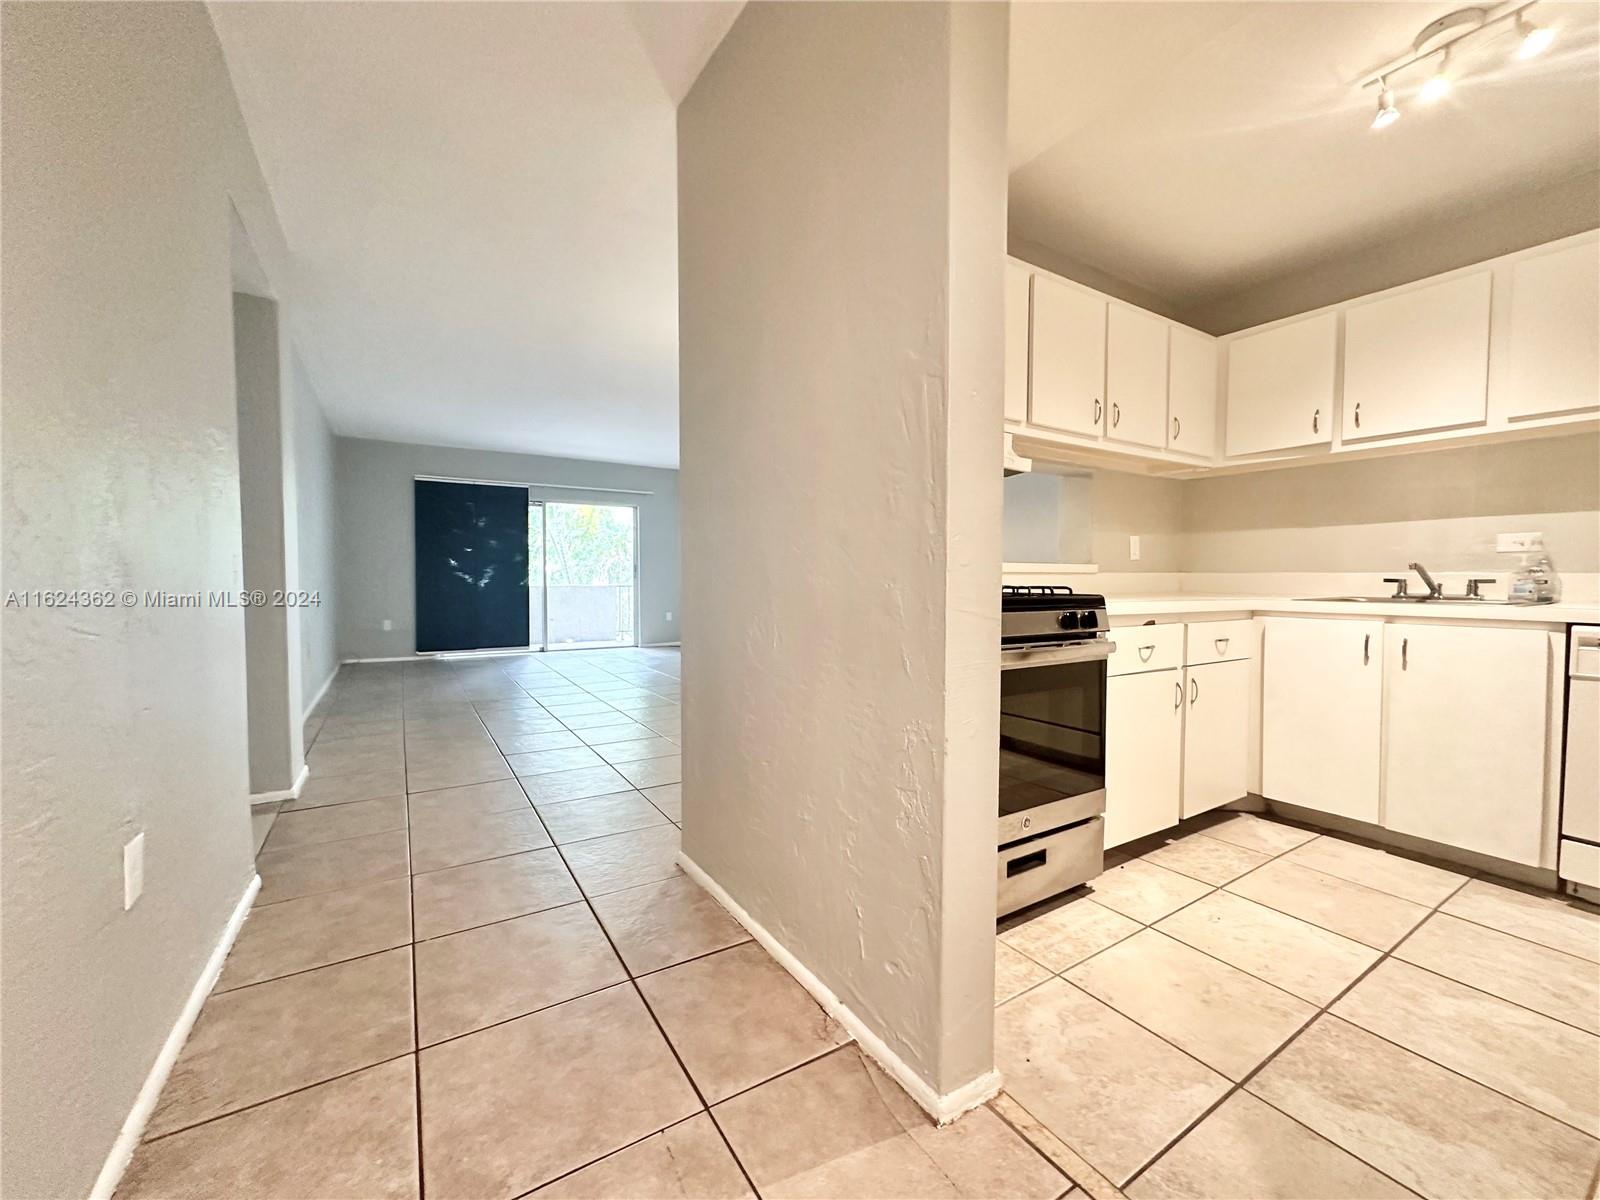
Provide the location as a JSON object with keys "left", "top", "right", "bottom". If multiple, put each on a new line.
{"left": 1496, "top": 531, "right": 1542, "bottom": 553}
{"left": 123, "top": 832, "right": 145, "bottom": 911}
{"left": 1129, "top": 534, "right": 1141, "bottom": 562}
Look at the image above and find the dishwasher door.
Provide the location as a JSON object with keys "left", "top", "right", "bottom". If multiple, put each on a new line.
{"left": 1561, "top": 627, "right": 1600, "bottom": 890}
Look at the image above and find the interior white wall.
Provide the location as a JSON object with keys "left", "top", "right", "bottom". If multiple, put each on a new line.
{"left": 233, "top": 292, "right": 303, "bottom": 793}
{"left": 290, "top": 352, "right": 341, "bottom": 706}
{"left": 677, "top": 0, "right": 1008, "bottom": 1106}
{"left": 335, "top": 436, "right": 682, "bottom": 658}
{"left": 0, "top": 4, "right": 297, "bottom": 1195}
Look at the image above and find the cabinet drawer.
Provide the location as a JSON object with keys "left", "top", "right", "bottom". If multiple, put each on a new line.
{"left": 1185, "top": 619, "right": 1254, "bottom": 666}
{"left": 1108, "top": 623, "right": 1183, "bottom": 676}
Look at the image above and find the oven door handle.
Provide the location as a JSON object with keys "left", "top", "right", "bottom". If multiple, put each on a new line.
{"left": 1000, "top": 640, "right": 1114, "bottom": 670}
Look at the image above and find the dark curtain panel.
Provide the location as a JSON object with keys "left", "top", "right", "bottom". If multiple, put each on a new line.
{"left": 414, "top": 480, "right": 530, "bottom": 652}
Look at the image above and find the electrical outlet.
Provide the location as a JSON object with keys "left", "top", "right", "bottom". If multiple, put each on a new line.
{"left": 1129, "top": 535, "right": 1141, "bottom": 562}
{"left": 665, "top": 611, "right": 673, "bottom": 622}
{"left": 123, "top": 833, "right": 145, "bottom": 911}
{"left": 381, "top": 618, "right": 393, "bottom": 631}
{"left": 1496, "top": 532, "right": 1542, "bottom": 553}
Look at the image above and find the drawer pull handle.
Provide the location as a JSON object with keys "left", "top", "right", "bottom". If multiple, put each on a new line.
{"left": 1138, "top": 644, "right": 1155, "bottom": 662}
{"left": 1214, "top": 637, "right": 1229, "bottom": 654}
{"left": 1006, "top": 850, "right": 1048, "bottom": 877}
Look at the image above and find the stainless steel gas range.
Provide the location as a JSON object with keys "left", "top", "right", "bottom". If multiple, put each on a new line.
{"left": 997, "top": 585, "right": 1111, "bottom": 917}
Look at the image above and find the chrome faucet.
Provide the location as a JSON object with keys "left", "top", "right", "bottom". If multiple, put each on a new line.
{"left": 1408, "top": 561, "right": 1444, "bottom": 599}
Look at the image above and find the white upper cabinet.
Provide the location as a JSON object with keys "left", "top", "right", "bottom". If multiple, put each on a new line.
{"left": 1224, "top": 312, "right": 1338, "bottom": 456}
{"left": 1105, "top": 304, "right": 1169, "bottom": 450}
{"left": 1004, "top": 262, "right": 1031, "bottom": 425}
{"left": 1168, "top": 325, "right": 1218, "bottom": 457}
{"left": 1342, "top": 271, "right": 1491, "bottom": 441}
{"left": 1383, "top": 623, "right": 1551, "bottom": 867}
{"left": 1260, "top": 616, "right": 1383, "bottom": 823}
{"left": 1029, "top": 274, "right": 1107, "bottom": 436}
{"left": 1505, "top": 238, "right": 1600, "bottom": 420}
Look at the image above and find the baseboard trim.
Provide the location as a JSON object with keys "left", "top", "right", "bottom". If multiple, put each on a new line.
{"left": 640, "top": 640, "right": 681, "bottom": 648}
{"left": 676, "top": 851, "right": 1001, "bottom": 1125}
{"left": 248, "top": 763, "right": 309, "bottom": 806}
{"left": 305, "top": 664, "right": 339, "bottom": 715}
{"left": 89, "top": 872, "right": 260, "bottom": 1200}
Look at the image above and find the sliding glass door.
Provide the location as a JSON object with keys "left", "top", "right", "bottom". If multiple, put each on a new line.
{"left": 413, "top": 479, "right": 637, "bottom": 654}
{"left": 529, "top": 501, "right": 637, "bottom": 651}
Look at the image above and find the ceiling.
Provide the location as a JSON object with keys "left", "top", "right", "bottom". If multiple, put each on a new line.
{"left": 1008, "top": 1, "right": 1600, "bottom": 321}
{"left": 211, "top": 1, "right": 741, "bottom": 470}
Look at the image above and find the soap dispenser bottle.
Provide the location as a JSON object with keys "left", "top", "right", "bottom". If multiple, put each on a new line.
{"left": 1509, "top": 536, "right": 1560, "bottom": 604}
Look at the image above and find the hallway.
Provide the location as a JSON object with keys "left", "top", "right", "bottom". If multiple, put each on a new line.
{"left": 120, "top": 649, "right": 1070, "bottom": 1200}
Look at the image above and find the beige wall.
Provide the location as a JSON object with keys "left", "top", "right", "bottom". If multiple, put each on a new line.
{"left": 292, "top": 352, "right": 341, "bottom": 706}
{"left": 1182, "top": 433, "right": 1600, "bottom": 575}
{"left": 677, "top": 1, "right": 1007, "bottom": 1104}
{"left": 1, "top": 5, "right": 294, "bottom": 1194}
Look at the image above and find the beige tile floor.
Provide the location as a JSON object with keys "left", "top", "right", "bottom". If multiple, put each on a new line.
{"left": 121, "top": 649, "right": 1073, "bottom": 1200}
{"left": 997, "top": 811, "right": 1600, "bottom": 1199}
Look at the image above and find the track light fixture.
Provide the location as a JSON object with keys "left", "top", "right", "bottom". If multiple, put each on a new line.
{"left": 1372, "top": 80, "right": 1401, "bottom": 129}
{"left": 1516, "top": 10, "right": 1555, "bottom": 57}
{"left": 1358, "top": 1, "right": 1556, "bottom": 131}
{"left": 1420, "top": 47, "right": 1453, "bottom": 102}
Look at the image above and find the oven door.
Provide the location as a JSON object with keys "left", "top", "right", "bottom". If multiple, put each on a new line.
{"left": 999, "top": 641, "right": 1108, "bottom": 844}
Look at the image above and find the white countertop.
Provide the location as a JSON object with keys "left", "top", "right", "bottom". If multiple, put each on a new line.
{"left": 1104, "top": 593, "right": 1600, "bottom": 625}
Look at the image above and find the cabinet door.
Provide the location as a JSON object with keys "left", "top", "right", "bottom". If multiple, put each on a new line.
{"left": 1105, "top": 669, "right": 1183, "bottom": 848}
{"left": 1261, "top": 617, "right": 1383, "bottom": 822}
{"left": 1168, "top": 325, "right": 1217, "bottom": 457}
{"left": 1004, "top": 263, "right": 1031, "bottom": 424}
{"left": 1105, "top": 304, "right": 1168, "bottom": 449}
{"left": 1030, "top": 274, "right": 1107, "bottom": 436}
{"left": 1506, "top": 240, "right": 1600, "bottom": 420}
{"left": 1224, "top": 312, "right": 1337, "bottom": 456}
{"left": 1182, "top": 659, "right": 1251, "bottom": 819}
{"left": 1342, "top": 271, "right": 1491, "bottom": 440}
{"left": 1384, "top": 623, "right": 1550, "bottom": 866}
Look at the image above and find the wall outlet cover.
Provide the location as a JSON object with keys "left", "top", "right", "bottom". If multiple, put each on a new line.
{"left": 123, "top": 832, "right": 145, "bottom": 911}
{"left": 381, "top": 618, "right": 394, "bottom": 631}
{"left": 1496, "top": 532, "right": 1543, "bottom": 553}
{"left": 665, "top": 611, "right": 673, "bottom": 622}
{"left": 1129, "top": 534, "right": 1141, "bottom": 562}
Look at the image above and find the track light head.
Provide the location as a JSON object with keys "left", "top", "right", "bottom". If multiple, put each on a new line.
{"left": 1372, "top": 83, "right": 1401, "bottom": 129}
{"left": 1420, "top": 48, "right": 1453, "bottom": 101}
{"left": 1516, "top": 11, "right": 1554, "bottom": 58}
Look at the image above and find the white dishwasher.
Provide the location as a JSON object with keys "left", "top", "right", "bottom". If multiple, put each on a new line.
{"left": 1560, "top": 626, "right": 1600, "bottom": 899}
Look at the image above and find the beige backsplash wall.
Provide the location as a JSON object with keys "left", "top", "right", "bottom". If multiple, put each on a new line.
{"left": 1059, "top": 432, "right": 1600, "bottom": 577}
{"left": 1180, "top": 433, "right": 1600, "bottom": 575}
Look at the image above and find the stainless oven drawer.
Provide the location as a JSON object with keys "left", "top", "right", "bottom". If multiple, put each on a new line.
{"left": 997, "top": 817, "right": 1104, "bottom": 918}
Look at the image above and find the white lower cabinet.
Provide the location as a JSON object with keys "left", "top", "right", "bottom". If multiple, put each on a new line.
{"left": 1261, "top": 617, "right": 1384, "bottom": 823}
{"left": 1383, "top": 623, "right": 1551, "bottom": 866}
{"left": 1104, "top": 666, "right": 1183, "bottom": 849}
{"left": 1182, "top": 658, "right": 1252, "bottom": 818}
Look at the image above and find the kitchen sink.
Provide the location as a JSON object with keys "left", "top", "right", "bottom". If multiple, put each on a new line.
{"left": 1295, "top": 595, "right": 1501, "bottom": 604}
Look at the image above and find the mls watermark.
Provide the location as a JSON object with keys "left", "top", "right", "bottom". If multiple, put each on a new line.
{"left": 4, "top": 589, "right": 322, "bottom": 610}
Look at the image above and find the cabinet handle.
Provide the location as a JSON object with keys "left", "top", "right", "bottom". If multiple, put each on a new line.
{"left": 1112, "top": 402, "right": 1121, "bottom": 428}
{"left": 1174, "top": 680, "right": 1183, "bottom": 710}
{"left": 1363, "top": 633, "right": 1370, "bottom": 665}
{"left": 1402, "top": 637, "right": 1408, "bottom": 670}
{"left": 1189, "top": 677, "right": 1199, "bottom": 705}
{"left": 1172, "top": 415, "right": 1181, "bottom": 441}
{"left": 1312, "top": 408, "right": 1320, "bottom": 434}
{"left": 1354, "top": 402, "right": 1361, "bottom": 430}
{"left": 1138, "top": 644, "right": 1155, "bottom": 662}
{"left": 1093, "top": 397, "right": 1102, "bottom": 424}
{"left": 1214, "top": 637, "right": 1229, "bottom": 654}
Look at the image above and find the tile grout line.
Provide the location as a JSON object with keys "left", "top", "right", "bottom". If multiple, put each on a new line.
{"left": 1117, "top": 871, "right": 1480, "bottom": 1194}
{"left": 403, "top": 666, "right": 429, "bottom": 1200}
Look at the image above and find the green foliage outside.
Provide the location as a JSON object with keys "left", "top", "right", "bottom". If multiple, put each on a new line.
{"left": 534, "top": 503, "right": 635, "bottom": 587}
